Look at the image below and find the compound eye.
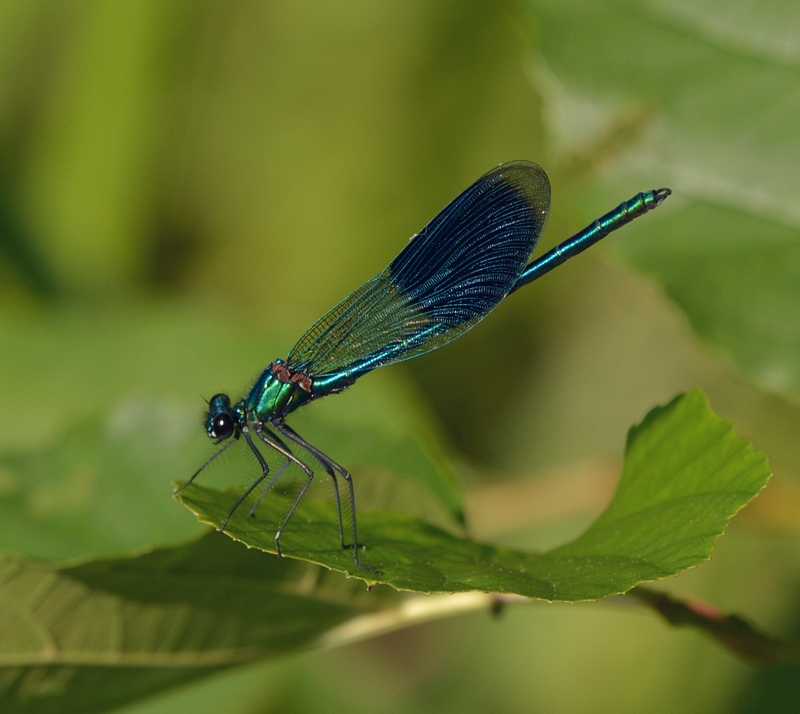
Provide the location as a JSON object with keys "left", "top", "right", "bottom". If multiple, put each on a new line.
{"left": 211, "top": 413, "right": 235, "bottom": 440}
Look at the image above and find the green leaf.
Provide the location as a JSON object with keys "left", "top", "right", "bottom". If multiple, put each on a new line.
{"left": 177, "top": 390, "right": 770, "bottom": 600}
{"left": 0, "top": 533, "right": 400, "bottom": 714}
{"left": 0, "top": 391, "right": 772, "bottom": 714}
{"left": 527, "top": 0, "right": 800, "bottom": 395}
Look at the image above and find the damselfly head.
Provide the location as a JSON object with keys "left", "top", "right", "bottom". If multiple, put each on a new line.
{"left": 206, "top": 393, "right": 237, "bottom": 442}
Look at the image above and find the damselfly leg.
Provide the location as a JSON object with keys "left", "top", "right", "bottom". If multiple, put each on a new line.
{"left": 274, "top": 420, "right": 376, "bottom": 573}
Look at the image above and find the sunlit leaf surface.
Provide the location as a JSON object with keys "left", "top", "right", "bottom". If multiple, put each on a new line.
{"left": 0, "top": 390, "right": 770, "bottom": 714}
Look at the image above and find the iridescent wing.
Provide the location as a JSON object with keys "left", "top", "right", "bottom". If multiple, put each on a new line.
{"left": 288, "top": 161, "right": 550, "bottom": 382}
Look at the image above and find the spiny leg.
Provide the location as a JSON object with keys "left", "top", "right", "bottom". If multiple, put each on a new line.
{"left": 253, "top": 424, "right": 315, "bottom": 558}
{"left": 249, "top": 457, "right": 291, "bottom": 517}
{"left": 175, "top": 433, "right": 240, "bottom": 494}
{"left": 246, "top": 427, "right": 295, "bottom": 517}
{"left": 219, "top": 428, "right": 270, "bottom": 532}
{"left": 272, "top": 421, "right": 346, "bottom": 550}
{"left": 268, "top": 421, "right": 345, "bottom": 549}
{"left": 267, "top": 427, "right": 343, "bottom": 542}
{"left": 274, "top": 421, "right": 376, "bottom": 573}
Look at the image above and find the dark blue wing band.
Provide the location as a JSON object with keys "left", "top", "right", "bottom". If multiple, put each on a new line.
{"left": 287, "top": 161, "right": 550, "bottom": 385}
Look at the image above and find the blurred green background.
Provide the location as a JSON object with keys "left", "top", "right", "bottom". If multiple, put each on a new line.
{"left": 2, "top": 0, "right": 800, "bottom": 712}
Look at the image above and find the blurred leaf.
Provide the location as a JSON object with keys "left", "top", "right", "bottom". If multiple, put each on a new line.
{"left": 0, "top": 301, "right": 259, "bottom": 452}
{"left": 177, "top": 390, "right": 770, "bottom": 600}
{"left": 0, "top": 532, "right": 400, "bottom": 714}
{"left": 527, "top": 0, "right": 800, "bottom": 396}
{"left": 617, "top": 200, "right": 800, "bottom": 393}
{"left": 0, "top": 399, "right": 205, "bottom": 562}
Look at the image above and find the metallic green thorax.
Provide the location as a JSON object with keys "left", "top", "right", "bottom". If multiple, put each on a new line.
{"left": 203, "top": 361, "right": 355, "bottom": 439}
{"left": 245, "top": 361, "right": 314, "bottom": 421}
